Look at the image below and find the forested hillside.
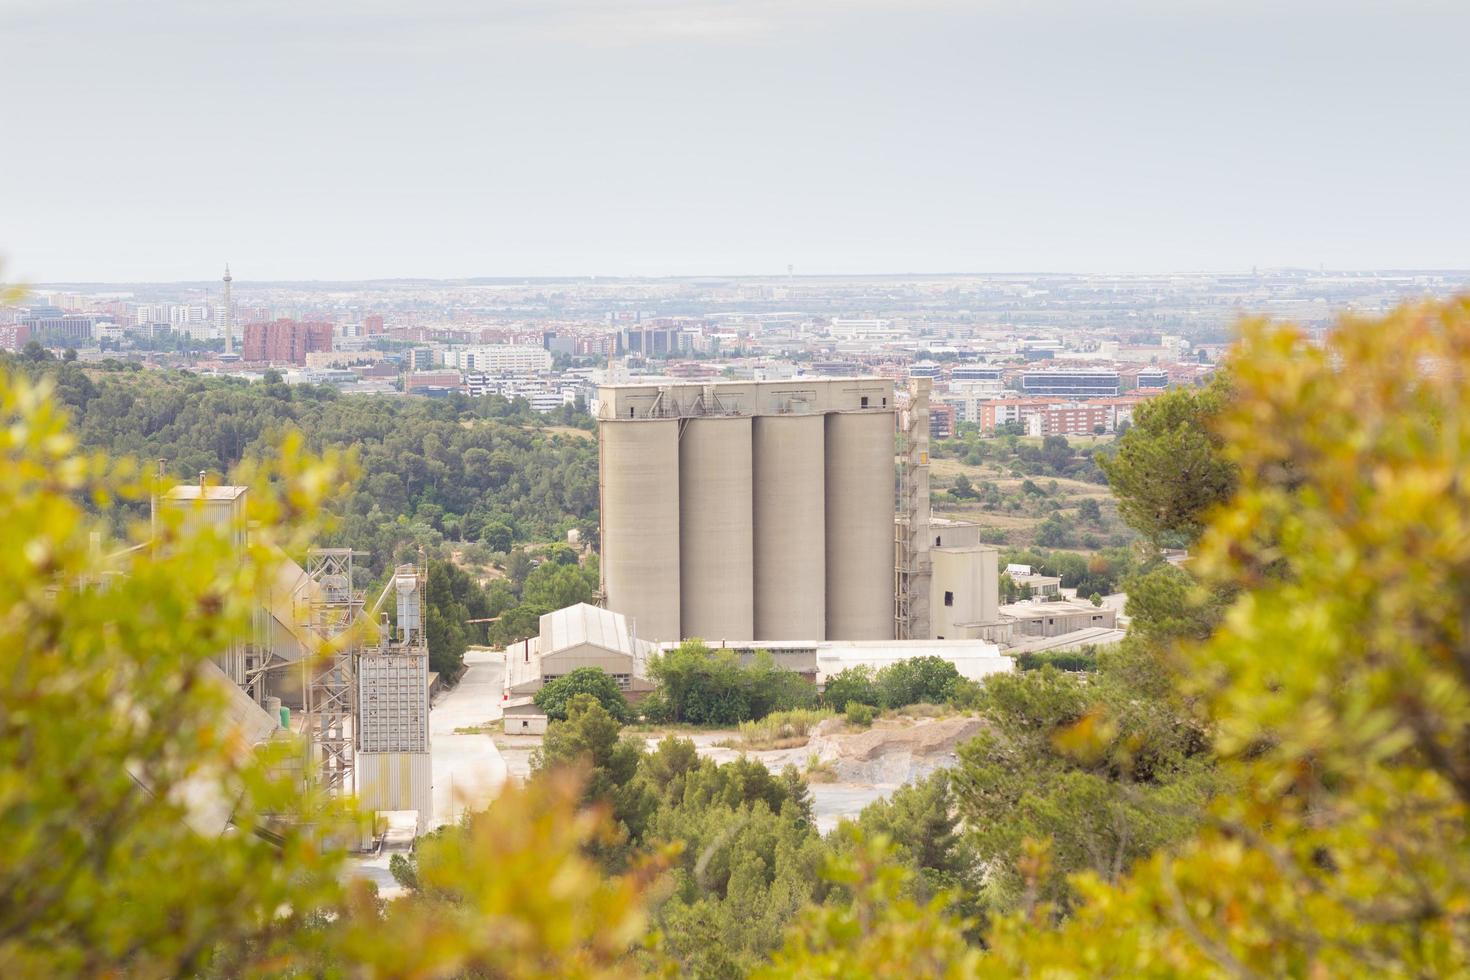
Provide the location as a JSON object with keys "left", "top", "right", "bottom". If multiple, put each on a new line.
{"left": 2, "top": 349, "right": 604, "bottom": 675}
{"left": 2, "top": 351, "right": 599, "bottom": 573}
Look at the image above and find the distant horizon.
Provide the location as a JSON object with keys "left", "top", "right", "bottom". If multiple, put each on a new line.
{"left": 15, "top": 266, "right": 1470, "bottom": 291}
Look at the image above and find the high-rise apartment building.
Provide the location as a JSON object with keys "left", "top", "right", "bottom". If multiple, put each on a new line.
{"left": 242, "top": 319, "right": 334, "bottom": 364}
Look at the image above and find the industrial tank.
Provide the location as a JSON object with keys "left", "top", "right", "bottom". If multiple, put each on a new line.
{"left": 824, "top": 411, "right": 896, "bottom": 640}
{"left": 600, "top": 419, "right": 681, "bottom": 642}
{"left": 753, "top": 413, "right": 826, "bottom": 640}
{"left": 679, "top": 416, "right": 754, "bottom": 640}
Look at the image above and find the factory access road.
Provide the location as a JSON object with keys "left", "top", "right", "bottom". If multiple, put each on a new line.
{"left": 429, "top": 648, "right": 509, "bottom": 827}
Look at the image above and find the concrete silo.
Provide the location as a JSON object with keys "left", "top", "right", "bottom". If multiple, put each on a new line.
{"left": 599, "top": 418, "right": 681, "bottom": 642}
{"left": 598, "top": 378, "right": 898, "bottom": 644}
{"left": 679, "top": 415, "right": 754, "bottom": 640}
{"left": 752, "top": 413, "right": 826, "bottom": 640}
{"left": 824, "top": 410, "right": 896, "bottom": 640}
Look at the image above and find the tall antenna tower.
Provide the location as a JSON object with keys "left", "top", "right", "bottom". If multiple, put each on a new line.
{"left": 221, "top": 263, "right": 234, "bottom": 355}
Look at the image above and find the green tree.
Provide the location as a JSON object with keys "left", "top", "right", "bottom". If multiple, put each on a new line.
{"left": 425, "top": 558, "right": 473, "bottom": 676}
{"left": 532, "top": 694, "right": 650, "bottom": 844}
{"left": 1098, "top": 374, "right": 1237, "bottom": 550}
{"left": 535, "top": 666, "right": 632, "bottom": 723}
{"left": 756, "top": 833, "right": 980, "bottom": 979}
{"left": 979, "top": 301, "right": 1470, "bottom": 974}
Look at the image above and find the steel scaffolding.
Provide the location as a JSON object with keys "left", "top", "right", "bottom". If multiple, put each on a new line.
{"left": 894, "top": 378, "right": 933, "bottom": 639}
{"left": 303, "top": 548, "right": 366, "bottom": 798}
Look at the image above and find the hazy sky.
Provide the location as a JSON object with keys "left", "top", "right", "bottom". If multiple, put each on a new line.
{"left": 2, "top": 1, "right": 1468, "bottom": 282}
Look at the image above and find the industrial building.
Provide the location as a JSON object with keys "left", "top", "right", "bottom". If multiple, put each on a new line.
{"left": 498, "top": 621, "right": 1013, "bottom": 732}
{"left": 596, "top": 376, "right": 1003, "bottom": 650}
{"left": 502, "top": 603, "right": 658, "bottom": 733}
{"left": 597, "top": 378, "right": 898, "bottom": 643}
{"left": 928, "top": 519, "right": 1001, "bottom": 641}
{"left": 158, "top": 479, "right": 434, "bottom": 832}
{"left": 999, "top": 599, "right": 1118, "bottom": 638}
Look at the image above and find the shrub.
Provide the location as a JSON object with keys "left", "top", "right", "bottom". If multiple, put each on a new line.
{"left": 1016, "top": 651, "right": 1098, "bottom": 673}
{"left": 845, "top": 701, "right": 876, "bottom": 728}
{"left": 731, "top": 709, "right": 834, "bottom": 749}
{"left": 822, "top": 665, "right": 879, "bottom": 712}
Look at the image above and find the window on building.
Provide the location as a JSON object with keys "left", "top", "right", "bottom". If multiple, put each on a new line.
{"left": 861, "top": 396, "right": 869, "bottom": 408}
{"left": 935, "top": 535, "right": 942, "bottom": 546}
{"left": 944, "top": 591, "right": 954, "bottom": 606}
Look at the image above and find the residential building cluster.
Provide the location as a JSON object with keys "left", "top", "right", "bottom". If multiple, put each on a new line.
{"left": 4, "top": 268, "right": 1466, "bottom": 420}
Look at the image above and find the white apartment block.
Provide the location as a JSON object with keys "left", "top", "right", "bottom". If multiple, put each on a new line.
{"left": 445, "top": 345, "right": 552, "bottom": 374}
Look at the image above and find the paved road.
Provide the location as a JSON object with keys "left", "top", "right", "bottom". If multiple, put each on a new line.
{"left": 429, "top": 649, "right": 508, "bottom": 828}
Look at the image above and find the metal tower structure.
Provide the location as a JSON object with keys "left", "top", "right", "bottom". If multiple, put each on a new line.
{"left": 895, "top": 378, "right": 933, "bottom": 639}
{"left": 356, "top": 558, "right": 434, "bottom": 829}
{"left": 358, "top": 559, "right": 430, "bottom": 755}
{"left": 303, "top": 548, "right": 366, "bottom": 797}
{"left": 221, "top": 263, "right": 234, "bottom": 356}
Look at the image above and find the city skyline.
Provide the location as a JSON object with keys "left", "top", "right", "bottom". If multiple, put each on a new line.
{"left": 4, "top": 0, "right": 1469, "bottom": 282}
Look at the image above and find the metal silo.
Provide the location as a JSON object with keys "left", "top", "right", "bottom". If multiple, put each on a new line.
{"left": 824, "top": 410, "right": 896, "bottom": 640}
{"left": 679, "top": 415, "right": 754, "bottom": 640}
{"left": 600, "top": 418, "right": 681, "bottom": 643}
{"left": 753, "top": 413, "right": 826, "bottom": 640}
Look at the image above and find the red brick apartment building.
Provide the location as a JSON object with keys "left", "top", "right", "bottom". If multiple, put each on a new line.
{"left": 242, "top": 319, "right": 334, "bottom": 364}
{"left": 975, "top": 394, "right": 1153, "bottom": 436}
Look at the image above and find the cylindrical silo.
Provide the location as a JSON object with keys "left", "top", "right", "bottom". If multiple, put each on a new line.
{"left": 679, "top": 415, "right": 754, "bottom": 640}
{"left": 825, "top": 411, "right": 896, "bottom": 640}
{"left": 600, "top": 419, "right": 681, "bottom": 642}
{"left": 753, "top": 414, "right": 826, "bottom": 640}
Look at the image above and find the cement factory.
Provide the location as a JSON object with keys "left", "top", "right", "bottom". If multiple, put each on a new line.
{"left": 143, "top": 374, "right": 1112, "bottom": 841}
{"left": 594, "top": 377, "right": 1007, "bottom": 645}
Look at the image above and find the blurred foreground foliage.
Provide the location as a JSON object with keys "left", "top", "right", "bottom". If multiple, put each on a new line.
{"left": 0, "top": 371, "right": 660, "bottom": 977}
{"left": 977, "top": 299, "right": 1470, "bottom": 974}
